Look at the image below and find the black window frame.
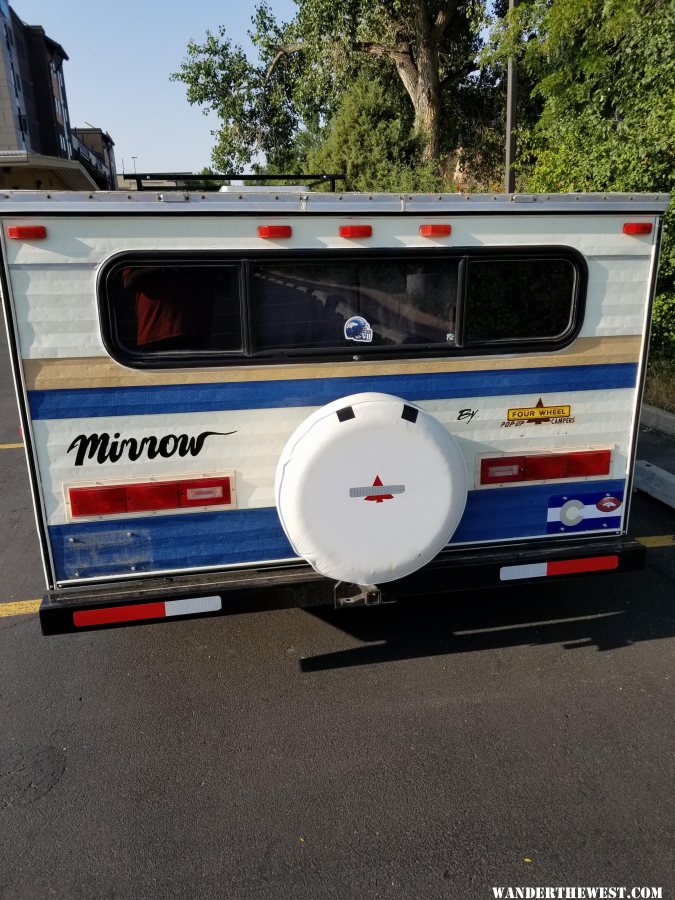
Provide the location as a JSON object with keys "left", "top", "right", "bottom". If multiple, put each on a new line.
{"left": 98, "top": 246, "right": 587, "bottom": 370}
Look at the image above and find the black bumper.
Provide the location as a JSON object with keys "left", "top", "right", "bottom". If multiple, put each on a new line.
{"left": 40, "top": 535, "right": 646, "bottom": 635}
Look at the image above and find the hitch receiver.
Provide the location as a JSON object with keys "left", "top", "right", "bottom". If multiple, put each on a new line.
{"left": 334, "top": 582, "right": 390, "bottom": 608}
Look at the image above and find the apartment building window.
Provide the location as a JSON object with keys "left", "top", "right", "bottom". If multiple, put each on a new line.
{"left": 10, "top": 63, "right": 20, "bottom": 97}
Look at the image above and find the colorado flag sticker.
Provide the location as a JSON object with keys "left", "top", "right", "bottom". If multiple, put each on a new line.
{"left": 547, "top": 490, "right": 624, "bottom": 534}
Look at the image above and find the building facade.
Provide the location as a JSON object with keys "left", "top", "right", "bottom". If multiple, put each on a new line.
{"left": 0, "top": 0, "right": 116, "bottom": 189}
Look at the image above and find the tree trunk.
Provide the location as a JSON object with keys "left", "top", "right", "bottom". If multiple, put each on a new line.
{"left": 412, "top": 40, "right": 441, "bottom": 164}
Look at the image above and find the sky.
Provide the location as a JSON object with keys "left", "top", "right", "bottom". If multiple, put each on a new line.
{"left": 14, "top": 0, "right": 298, "bottom": 175}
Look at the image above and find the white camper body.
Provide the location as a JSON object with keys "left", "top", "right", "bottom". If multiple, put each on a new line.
{"left": 0, "top": 190, "right": 668, "bottom": 633}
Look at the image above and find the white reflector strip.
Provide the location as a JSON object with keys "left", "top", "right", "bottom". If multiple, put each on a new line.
{"left": 488, "top": 464, "right": 521, "bottom": 478}
{"left": 165, "top": 596, "right": 222, "bottom": 617}
{"left": 500, "top": 563, "right": 547, "bottom": 581}
{"left": 186, "top": 486, "right": 224, "bottom": 500}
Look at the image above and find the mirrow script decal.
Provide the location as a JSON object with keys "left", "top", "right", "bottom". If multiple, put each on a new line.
{"left": 66, "top": 431, "right": 236, "bottom": 466}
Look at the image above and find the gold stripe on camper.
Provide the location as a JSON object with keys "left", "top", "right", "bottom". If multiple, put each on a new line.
{"left": 23, "top": 335, "right": 642, "bottom": 392}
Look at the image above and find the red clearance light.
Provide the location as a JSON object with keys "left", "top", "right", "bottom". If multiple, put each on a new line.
{"left": 623, "top": 222, "right": 653, "bottom": 235}
{"left": 257, "top": 225, "right": 292, "bottom": 238}
{"left": 480, "top": 449, "right": 611, "bottom": 485}
{"left": 339, "top": 225, "right": 372, "bottom": 238}
{"left": 7, "top": 225, "right": 47, "bottom": 240}
{"left": 69, "top": 476, "right": 233, "bottom": 518}
{"left": 419, "top": 224, "right": 451, "bottom": 237}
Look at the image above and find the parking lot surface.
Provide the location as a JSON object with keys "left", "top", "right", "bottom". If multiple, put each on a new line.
{"left": 1, "top": 326, "right": 674, "bottom": 900}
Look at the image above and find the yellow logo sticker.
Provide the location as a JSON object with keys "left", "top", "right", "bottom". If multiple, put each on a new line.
{"left": 507, "top": 398, "right": 572, "bottom": 423}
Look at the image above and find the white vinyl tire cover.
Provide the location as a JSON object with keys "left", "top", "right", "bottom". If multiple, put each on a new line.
{"left": 275, "top": 392, "right": 468, "bottom": 584}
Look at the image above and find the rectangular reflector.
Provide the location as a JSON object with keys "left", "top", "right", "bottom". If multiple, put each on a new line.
{"left": 257, "top": 225, "right": 292, "bottom": 238}
{"left": 500, "top": 555, "right": 619, "bottom": 581}
{"left": 419, "top": 224, "right": 451, "bottom": 237}
{"left": 480, "top": 450, "right": 611, "bottom": 485}
{"left": 7, "top": 225, "right": 47, "bottom": 240}
{"left": 339, "top": 225, "right": 372, "bottom": 238}
{"left": 74, "top": 602, "right": 166, "bottom": 627}
{"left": 546, "top": 555, "right": 619, "bottom": 576}
{"left": 69, "top": 475, "right": 233, "bottom": 518}
{"left": 73, "top": 596, "right": 222, "bottom": 628}
{"left": 623, "top": 222, "right": 653, "bottom": 235}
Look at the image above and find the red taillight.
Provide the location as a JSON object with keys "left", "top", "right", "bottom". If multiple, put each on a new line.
{"left": 480, "top": 450, "right": 611, "bottom": 485}
{"left": 257, "top": 225, "right": 292, "bottom": 238}
{"left": 419, "top": 224, "right": 451, "bottom": 237}
{"left": 623, "top": 222, "right": 653, "bottom": 235}
{"left": 7, "top": 225, "right": 47, "bottom": 240}
{"left": 69, "top": 476, "right": 233, "bottom": 518}
{"left": 339, "top": 225, "right": 372, "bottom": 238}
{"left": 69, "top": 486, "right": 128, "bottom": 517}
{"left": 125, "top": 481, "right": 180, "bottom": 512}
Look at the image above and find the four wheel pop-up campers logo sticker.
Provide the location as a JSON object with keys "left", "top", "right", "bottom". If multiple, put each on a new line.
{"left": 501, "top": 397, "right": 574, "bottom": 428}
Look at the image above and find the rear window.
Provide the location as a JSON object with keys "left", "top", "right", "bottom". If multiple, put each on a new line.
{"left": 100, "top": 248, "right": 584, "bottom": 367}
{"left": 462, "top": 257, "right": 577, "bottom": 344}
{"left": 250, "top": 259, "right": 458, "bottom": 352}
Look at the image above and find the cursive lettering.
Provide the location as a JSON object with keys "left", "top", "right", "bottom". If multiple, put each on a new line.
{"left": 66, "top": 431, "right": 236, "bottom": 467}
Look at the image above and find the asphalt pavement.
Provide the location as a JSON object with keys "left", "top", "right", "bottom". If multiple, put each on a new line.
{"left": 1, "top": 321, "right": 674, "bottom": 900}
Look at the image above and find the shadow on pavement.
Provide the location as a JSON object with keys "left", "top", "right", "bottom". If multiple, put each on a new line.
{"left": 300, "top": 567, "right": 675, "bottom": 672}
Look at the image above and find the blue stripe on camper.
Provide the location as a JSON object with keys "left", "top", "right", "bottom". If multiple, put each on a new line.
{"left": 29, "top": 363, "right": 638, "bottom": 420}
{"left": 50, "top": 479, "right": 626, "bottom": 581}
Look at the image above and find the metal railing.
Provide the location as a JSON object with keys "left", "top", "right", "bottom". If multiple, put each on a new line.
{"left": 120, "top": 171, "right": 347, "bottom": 192}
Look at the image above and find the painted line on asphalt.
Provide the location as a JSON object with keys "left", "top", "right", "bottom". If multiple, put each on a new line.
{"left": 0, "top": 599, "right": 40, "bottom": 618}
{"left": 0, "top": 442, "right": 23, "bottom": 450}
{"left": 636, "top": 534, "right": 675, "bottom": 548}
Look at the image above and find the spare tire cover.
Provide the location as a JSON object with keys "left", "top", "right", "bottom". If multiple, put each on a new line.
{"left": 275, "top": 392, "right": 468, "bottom": 584}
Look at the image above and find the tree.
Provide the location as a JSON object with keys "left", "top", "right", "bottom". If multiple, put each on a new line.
{"left": 487, "top": 0, "right": 675, "bottom": 347}
{"left": 171, "top": 0, "right": 488, "bottom": 173}
{"left": 304, "top": 75, "right": 444, "bottom": 191}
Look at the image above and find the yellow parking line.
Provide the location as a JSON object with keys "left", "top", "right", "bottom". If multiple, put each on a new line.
{"left": 0, "top": 442, "right": 23, "bottom": 450}
{"left": 636, "top": 534, "right": 675, "bottom": 548}
{"left": 0, "top": 600, "right": 40, "bottom": 618}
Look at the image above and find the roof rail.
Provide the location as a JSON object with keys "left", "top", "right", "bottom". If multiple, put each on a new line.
{"left": 120, "top": 172, "right": 348, "bottom": 193}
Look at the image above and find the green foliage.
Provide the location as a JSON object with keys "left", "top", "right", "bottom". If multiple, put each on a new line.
{"left": 172, "top": 0, "right": 495, "bottom": 175}
{"left": 487, "top": 0, "right": 675, "bottom": 357}
{"left": 305, "top": 77, "right": 445, "bottom": 192}
{"left": 651, "top": 293, "right": 675, "bottom": 359}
